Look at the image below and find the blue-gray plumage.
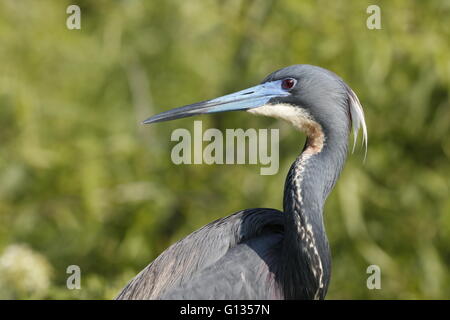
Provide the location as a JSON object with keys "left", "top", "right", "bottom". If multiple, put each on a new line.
{"left": 116, "top": 64, "right": 367, "bottom": 300}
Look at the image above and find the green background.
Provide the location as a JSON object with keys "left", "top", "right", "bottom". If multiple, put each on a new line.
{"left": 0, "top": 0, "right": 449, "bottom": 299}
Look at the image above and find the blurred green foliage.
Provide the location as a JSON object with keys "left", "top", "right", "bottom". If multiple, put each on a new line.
{"left": 0, "top": 0, "right": 449, "bottom": 299}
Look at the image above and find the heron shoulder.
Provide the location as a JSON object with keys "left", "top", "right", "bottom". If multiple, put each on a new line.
{"left": 115, "top": 208, "right": 283, "bottom": 299}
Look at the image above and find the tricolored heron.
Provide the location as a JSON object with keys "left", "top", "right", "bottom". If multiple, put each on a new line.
{"left": 116, "top": 64, "right": 367, "bottom": 299}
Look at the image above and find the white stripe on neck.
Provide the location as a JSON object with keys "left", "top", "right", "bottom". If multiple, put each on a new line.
{"left": 247, "top": 103, "right": 325, "bottom": 154}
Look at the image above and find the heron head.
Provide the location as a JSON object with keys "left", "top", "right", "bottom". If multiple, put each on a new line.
{"left": 249, "top": 64, "right": 367, "bottom": 154}
{"left": 143, "top": 64, "right": 367, "bottom": 154}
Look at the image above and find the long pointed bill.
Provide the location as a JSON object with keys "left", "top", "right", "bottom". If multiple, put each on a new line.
{"left": 142, "top": 80, "right": 290, "bottom": 124}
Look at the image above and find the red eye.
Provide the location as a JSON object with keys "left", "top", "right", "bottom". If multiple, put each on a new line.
{"left": 281, "top": 78, "right": 296, "bottom": 90}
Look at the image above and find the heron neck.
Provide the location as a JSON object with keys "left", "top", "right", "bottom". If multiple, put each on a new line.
{"left": 281, "top": 129, "right": 348, "bottom": 299}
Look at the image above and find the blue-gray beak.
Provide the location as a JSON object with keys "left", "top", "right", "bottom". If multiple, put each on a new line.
{"left": 142, "top": 80, "right": 290, "bottom": 124}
